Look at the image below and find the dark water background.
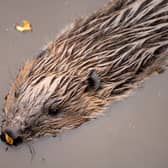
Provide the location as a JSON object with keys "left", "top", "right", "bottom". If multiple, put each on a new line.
{"left": 0, "top": 0, "right": 168, "bottom": 168}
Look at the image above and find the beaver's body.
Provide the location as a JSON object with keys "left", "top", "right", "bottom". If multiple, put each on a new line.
{"left": 1, "top": 0, "right": 168, "bottom": 145}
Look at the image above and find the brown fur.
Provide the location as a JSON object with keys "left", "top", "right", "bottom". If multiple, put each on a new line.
{"left": 1, "top": 0, "right": 168, "bottom": 143}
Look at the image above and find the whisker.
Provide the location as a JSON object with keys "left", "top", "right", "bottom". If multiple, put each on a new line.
{"left": 25, "top": 142, "right": 36, "bottom": 162}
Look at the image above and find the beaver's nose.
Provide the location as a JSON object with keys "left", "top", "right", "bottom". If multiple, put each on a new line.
{"left": 1, "top": 128, "right": 23, "bottom": 146}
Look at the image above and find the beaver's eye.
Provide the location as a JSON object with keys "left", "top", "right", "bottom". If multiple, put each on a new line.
{"left": 48, "top": 107, "right": 60, "bottom": 116}
{"left": 14, "top": 90, "right": 19, "bottom": 98}
{"left": 4, "top": 95, "right": 8, "bottom": 100}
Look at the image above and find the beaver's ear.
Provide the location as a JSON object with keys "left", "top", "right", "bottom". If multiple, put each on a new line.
{"left": 85, "top": 70, "right": 101, "bottom": 91}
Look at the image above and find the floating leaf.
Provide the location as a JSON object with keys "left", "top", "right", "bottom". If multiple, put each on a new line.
{"left": 5, "top": 133, "right": 13, "bottom": 145}
{"left": 15, "top": 20, "right": 32, "bottom": 32}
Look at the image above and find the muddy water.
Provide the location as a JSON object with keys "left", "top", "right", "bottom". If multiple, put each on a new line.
{"left": 0, "top": 0, "right": 168, "bottom": 168}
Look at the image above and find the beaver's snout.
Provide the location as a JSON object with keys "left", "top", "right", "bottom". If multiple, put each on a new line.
{"left": 1, "top": 128, "right": 23, "bottom": 146}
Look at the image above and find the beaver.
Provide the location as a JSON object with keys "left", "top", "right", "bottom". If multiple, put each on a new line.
{"left": 1, "top": 0, "right": 168, "bottom": 146}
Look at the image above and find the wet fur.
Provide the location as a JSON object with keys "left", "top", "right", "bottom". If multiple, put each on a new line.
{"left": 2, "top": 0, "right": 168, "bottom": 141}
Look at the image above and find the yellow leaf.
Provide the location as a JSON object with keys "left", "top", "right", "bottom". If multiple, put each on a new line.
{"left": 5, "top": 133, "right": 13, "bottom": 145}
{"left": 15, "top": 20, "right": 32, "bottom": 32}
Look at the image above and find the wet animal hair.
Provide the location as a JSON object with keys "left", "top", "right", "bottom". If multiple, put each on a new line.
{"left": 1, "top": 0, "right": 168, "bottom": 143}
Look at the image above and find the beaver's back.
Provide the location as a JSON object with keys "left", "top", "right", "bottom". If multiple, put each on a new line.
{"left": 32, "top": 0, "right": 168, "bottom": 98}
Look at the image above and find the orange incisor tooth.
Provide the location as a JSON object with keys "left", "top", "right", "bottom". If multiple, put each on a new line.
{"left": 5, "top": 133, "right": 13, "bottom": 145}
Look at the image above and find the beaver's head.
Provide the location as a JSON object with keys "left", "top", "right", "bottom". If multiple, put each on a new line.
{"left": 1, "top": 53, "right": 103, "bottom": 146}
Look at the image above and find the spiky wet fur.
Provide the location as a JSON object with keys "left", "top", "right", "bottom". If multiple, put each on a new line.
{"left": 2, "top": 0, "right": 168, "bottom": 141}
